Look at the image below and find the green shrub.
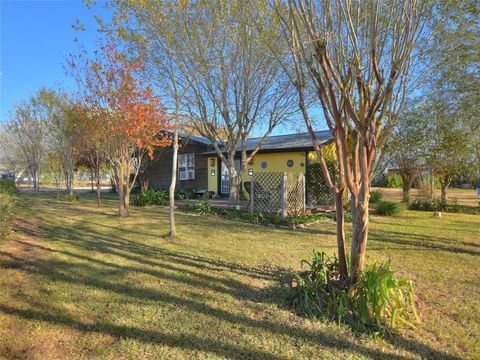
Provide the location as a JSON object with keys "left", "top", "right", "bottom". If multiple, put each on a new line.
{"left": 376, "top": 201, "right": 405, "bottom": 216}
{"left": 176, "top": 187, "right": 196, "bottom": 199}
{"left": 180, "top": 204, "right": 332, "bottom": 227}
{"left": 409, "top": 198, "right": 480, "bottom": 215}
{"left": 174, "top": 190, "right": 186, "bottom": 200}
{"left": 180, "top": 199, "right": 214, "bottom": 215}
{"left": 369, "top": 190, "right": 383, "bottom": 204}
{"left": 0, "top": 193, "right": 17, "bottom": 240}
{"left": 0, "top": 179, "right": 18, "bottom": 195}
{"left": 409, "top": 198, "right": 445, "bottom": 212}
{"left": 132, "top": 189, "right": 168, "bottom": 206}
{"left": 290, "top": 251, "right": 419, "bottom": 333}
{"left": 385, "top": 175, "right": 403, "bottom": 188}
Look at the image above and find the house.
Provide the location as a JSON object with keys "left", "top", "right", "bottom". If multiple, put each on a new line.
{"left": 142, "top": 130, "right": 333, "bottom": 199}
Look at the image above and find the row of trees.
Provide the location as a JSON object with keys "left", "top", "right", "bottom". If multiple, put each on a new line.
{"left": 385, "top": 0, "right": 479, "bottom": 203}
{"left": 1, "top": 89, "right": 81, "bottom": 195}
{"left": 1, "top": 41, "right": 174, "bottom": 217}
{"left": 105, "top": 0, "right": 426, "bottom": 286}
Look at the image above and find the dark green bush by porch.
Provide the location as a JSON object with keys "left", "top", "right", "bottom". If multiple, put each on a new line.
{"left": 179, "top": 202, "right": 332, "bottom": 227}
{"left": 289, "top": 251, "right": 419, "bottom": 333}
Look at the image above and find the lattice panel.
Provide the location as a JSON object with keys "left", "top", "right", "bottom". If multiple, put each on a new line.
{"left": 306, "top": 162, "right": 335, "bottom": 206}
{"left": 251, "top": 172, "right": 305, "bottom": 215}
{"left": 251, "top": 172, "right": 283, "bottom": 213}
{"left": 286, "top": 173, "right": 305, "bottom": 215}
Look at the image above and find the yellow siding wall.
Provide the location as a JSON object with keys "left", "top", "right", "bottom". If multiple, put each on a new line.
{"left": 207, "top": 152, "right": 306, "bottom": 196}
{"left": 207, "top": 157, "right": 218, "bottom": 193}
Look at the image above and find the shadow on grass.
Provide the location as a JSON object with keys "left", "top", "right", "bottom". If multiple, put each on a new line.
{"left": 2, "top": 193, "right": 463, "bottom": 359}
{"left": 368, "top": 229, "right": 480, "bottom": 256}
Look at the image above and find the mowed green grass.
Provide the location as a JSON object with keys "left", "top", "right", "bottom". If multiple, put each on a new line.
{"left": 0, "top": 192, "right": 479, "bottom": 359}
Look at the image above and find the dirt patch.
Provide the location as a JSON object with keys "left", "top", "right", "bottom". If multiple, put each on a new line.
{"left": 0, "top": 217, "right": 68, "bottom": 360}
{"left": 0, "top": 218, "right": 48, "bottom": 269}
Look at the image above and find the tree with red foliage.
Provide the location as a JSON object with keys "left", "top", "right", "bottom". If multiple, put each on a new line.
{"left": 70, "top": 40, "right": 172, "bottom": 216}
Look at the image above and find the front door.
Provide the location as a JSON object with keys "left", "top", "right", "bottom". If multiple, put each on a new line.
{"left": 220, "top": 159, "right": 241, "bottom": 196}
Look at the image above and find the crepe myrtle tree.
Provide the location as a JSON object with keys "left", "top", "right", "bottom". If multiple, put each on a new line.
{"left": 275, "top": 0, "right": 425, "bottom": 285}
{"left": 69, "top": 39, "right": 172, "bottom": 217}
{"left": 111, "top": 0, "right": 297, "bottom": 206}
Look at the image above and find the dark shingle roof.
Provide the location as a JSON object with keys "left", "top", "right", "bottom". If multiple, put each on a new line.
{"left": 181, "top": 134, "right": 213, "bottom": 146}
{"left": 202, "top": 130, "right": 332, "bottom": 155}
{"left": 242, "top": 130, "right": 331, "bottom": 152}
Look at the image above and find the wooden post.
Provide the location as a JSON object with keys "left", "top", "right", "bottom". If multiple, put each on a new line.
{"left": 250, "top": 174, "right": 255, "bottom": 213}
{"left": 281, "top": 172, "right": 288, "bottom": 218}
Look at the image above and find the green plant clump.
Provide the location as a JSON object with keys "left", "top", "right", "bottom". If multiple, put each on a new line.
{"left": 179, "top": 203, "right": 333, "bottom": 227}
{"left": 376, "top": 201, "right": 405, "bottom": 216}
{"left": 385, "top": 175, "right": 403, "bottom": 188}
{"left": 369, "top": 189, "right": 383, "bottom": 204}
{"left": 180, "top": 199, "right": 215, "bottom": 215}
{"left": 132, "top": 189, "right": 168, "bottom": 206}
{"left": 290, "top": 251, "right": 419, "bottom": 333}
{"left": 0, "top": 179, "right": 19, "bottom": 195}
{"left": 0, "top": 180, "right": 18, "bottom": 240}
{"left": 409, "top": 198, "right": 480, "bottom": 215}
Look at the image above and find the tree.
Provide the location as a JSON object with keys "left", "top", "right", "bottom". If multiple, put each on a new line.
{"left": 0, "top": 131, "right": 22, "bottom": 180}
{"left": 70, "top": 39, "right": 172, "bottom": 217}
{"left": 385, "top": 104, "right": 429, "bottom": 203}
{"left": 424, "top": 0, "right": 479, "bottom": 191}
{"left": 112, "top": 0, "right": 297, "bottom": 206}
{"left": 75, "top": 107, "right": 109, "bottom": 206}
{"left": 4, "top": 91, "right": 49, "bottom": 190}
{"left": 425, "top": 102, "right": 471, "bottom": 203}
{"left": 276, "top": 0, "right": 425, "bottom": 284}
{"left": 43, "top": 90, "right": 82, "bottom": 196}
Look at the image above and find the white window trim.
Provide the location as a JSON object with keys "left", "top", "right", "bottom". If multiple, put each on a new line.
{"left": 178, "top": 153, "right": 195, "bottom": 180}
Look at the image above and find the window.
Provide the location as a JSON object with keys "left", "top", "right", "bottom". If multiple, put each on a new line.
{"left": 178, "top": 153, "right": 195, "bottom": 180}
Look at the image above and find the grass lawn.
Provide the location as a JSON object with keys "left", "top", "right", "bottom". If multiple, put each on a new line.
{"left": 0, "top": 192, "right": 479, "bottom": 359}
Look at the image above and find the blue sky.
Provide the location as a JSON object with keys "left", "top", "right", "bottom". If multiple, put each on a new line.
{"left": 0, "top": 1, "right": 318, "bottom": 133}
{"left": 0, "top": 0, "right": 110, "bottom": 122}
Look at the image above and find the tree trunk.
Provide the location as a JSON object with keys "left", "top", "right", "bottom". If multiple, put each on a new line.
{"left": 90, "top": 169, "right": 94, "bottom": 191}
{"left": 169, "top": 129, "right": 179, "bottom": 239}
{"left": 66, "top": 167, "right": 74, "bottom": 196}
{"left": 228, "top": 161, "right": 240, "bottom": 206}
{"left": 95, "top": 164, "right": 101, "bottom": 207}
{"left": 117, "top": 163, "right": 130, "bottom": 217}
{"left": 350, "top": 193, "right": 369, "bottom": 287}
{"left": 441, "top": 183, "right": 448, "bottom": 203}
{"left": 33, "top": 169, "right": 40, "bottom": 191}
{"left": 335, "top": 188, "right": 348, "bottom": 281}
{"left": 402, "top": 181, "right": 412, "bottom": 203}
